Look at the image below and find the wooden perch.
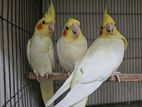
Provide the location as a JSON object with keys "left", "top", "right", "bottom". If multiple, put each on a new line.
{"left": 28, "top": 72, "right": 68, "bottom": 80}
{"left": 28, "top": 72, "right": 142, "bottom": 82}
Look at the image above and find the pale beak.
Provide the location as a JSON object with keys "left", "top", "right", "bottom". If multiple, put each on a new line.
{"left": 48, "top": 23, "right": 55, "bottom": 32}
{"left": 106, "top": 23, "right": 114, "bottom": 32}
{"left": 71, "top": 24, "right": 79, "bottom": 36}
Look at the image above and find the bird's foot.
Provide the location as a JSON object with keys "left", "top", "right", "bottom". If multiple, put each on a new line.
{"left": 36, "top": 74, "right": 40, "bottom": 81}
{"left": 67, "top": 72, "right": 71, "bottom": 77}
{"left": 44, "top": 72, "right": 49, "bottom": 79}
{"left": 113, "top": 71, "right": 121, "bottom": 82}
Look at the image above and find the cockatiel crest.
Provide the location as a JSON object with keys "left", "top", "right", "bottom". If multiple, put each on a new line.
{"left": 102, "top": 7, "right": 115, "bottom": 26}
{"left": 44, "top": 0, "right": 55, "bottom": 23}
{"left": 66, "top": 18, "right": 80, "bottom": 26}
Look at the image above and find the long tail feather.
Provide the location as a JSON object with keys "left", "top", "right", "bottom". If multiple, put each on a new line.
{"left": 55, "top": 81, "right": 103, "bottom": 107}
{"left": 40, "top": 80, "right": 53, "bottom": 106}
{"left": 45, "top": 72, "right": 74, "bottom": 107}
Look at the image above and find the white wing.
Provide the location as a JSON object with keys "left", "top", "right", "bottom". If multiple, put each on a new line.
{"left": 79, "top": 37, "right": 125, "bottom": 83}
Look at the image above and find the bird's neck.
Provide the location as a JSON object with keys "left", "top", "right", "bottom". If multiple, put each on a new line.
{"left": 34, "top": 30, "right": 52, "bottom": 37}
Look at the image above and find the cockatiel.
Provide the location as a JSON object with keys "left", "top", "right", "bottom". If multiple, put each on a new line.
{"left": 27, "top": 0, "right": 55, "bottom": 106}
{"left": 46, "top": 7, "right": 127, "bottom": 107}
{"left": 57, "top": 18, "right": 87, "bottom": 73}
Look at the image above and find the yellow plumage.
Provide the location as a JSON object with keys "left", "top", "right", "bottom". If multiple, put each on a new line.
{"left": 45, "top": 0, "right": 55, "bottom": 23}
{"left": 65, "top": 18, "right": 80, "bottom": 26}
{"left": 102, "top": 7, "right": 115, "bottom": 26}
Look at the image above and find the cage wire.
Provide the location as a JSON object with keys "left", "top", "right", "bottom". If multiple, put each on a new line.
{"left": 0, "top": 0, "right": 142, "bottom": 107}
{"left": 0, "top": 0, "right": 43, "bottom": 107}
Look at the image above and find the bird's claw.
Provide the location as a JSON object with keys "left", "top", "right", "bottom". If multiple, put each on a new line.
{"left": 113, "top": 71, "right": 121, "bottom": 82}
{"left": 36, "top": 74, "right": 40, "bottom": 81}
{"left": 44, "top": 73, "right": 49, "bottom": 79}
{"left": 67, "top": 72, "right": 71, "bottom": 77}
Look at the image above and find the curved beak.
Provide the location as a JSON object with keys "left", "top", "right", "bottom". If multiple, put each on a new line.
{"left": 71, "top": 24, "right": 79, "bottom": 36}
{"left": 106, "top": 23, "right": 114, "bottom": 32}
{"left": 48, "top": 23, "right": 55, "bottom": 32}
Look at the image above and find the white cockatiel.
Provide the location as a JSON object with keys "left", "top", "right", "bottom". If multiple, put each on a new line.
{"left": 27, "top": 0, "right": 55, "bottom": 106}
{"left": 46, "top": 8, "right": 127, "bottom": 107}
{"left": 57, "top": 18, "right": 88, "bottom": 73}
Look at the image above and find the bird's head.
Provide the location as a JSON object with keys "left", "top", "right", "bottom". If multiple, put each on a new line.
{"left": 100, "top": 7, "right": 128, "bottom": 49}
{"left": 100, "top": 7, "right": 116, "bottom": 36}
{"left": 62, "top": 18, "right": 81, "bottom": 40}
{"left": 35, "top": 0, "right": 55, "bottom": 36}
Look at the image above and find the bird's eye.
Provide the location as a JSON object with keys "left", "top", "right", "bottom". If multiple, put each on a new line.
{"left": 66, "top": 26, "right": 69, "bottom": 30}
{"left": 101, "top": 26, "right": 103, "bottom": 29}
{"left": 42, "top": 20, "right": 45, "bottom": 24}
{"left": 115, "top": 24, "right": 116, "bottom": 26}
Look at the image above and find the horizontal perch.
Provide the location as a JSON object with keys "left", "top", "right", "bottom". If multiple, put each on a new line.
{"left": 28, "top": 72, "right": 142, "bottom": 82}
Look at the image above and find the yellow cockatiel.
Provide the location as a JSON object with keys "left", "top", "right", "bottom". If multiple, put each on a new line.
{"left": 46, "top": 7, "right": 127, "bottom": 107}
{"left": 27, "top": 0, "right": 55, "bottom": 106}
{"left": 57, "top": 18, "right": 88, "bottom": 73}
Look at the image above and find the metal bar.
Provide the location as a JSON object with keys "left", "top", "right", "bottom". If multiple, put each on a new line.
{"left": 7, "top": 0, "right": 12, "bottom": 106}
{"left": 11, "top": 0, "right": 16, "bottom": 105}
{"left": 1, "top": 84, "right": 30, "bottom": 106}
{"left": 0, "top": 16, "right": 32, "bottom": 36}
{"left": 28, "top": 72, "right": 142, "bottom": 82}
{"left": 15, "top": 0, "right": 20, "bottom": 106}
{"left": 1, "top": 0, "right": 7, "bottom": 106}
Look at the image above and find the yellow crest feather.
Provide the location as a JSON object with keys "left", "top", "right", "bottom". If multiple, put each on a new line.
{"left": 66, "top": 18, "right": 80, "bottom": 26}
{"left": 102, "top": 7, "right": 115, "bottom": 26}
{"left": 45, "top": 0, "right": 55, "bottom": 22}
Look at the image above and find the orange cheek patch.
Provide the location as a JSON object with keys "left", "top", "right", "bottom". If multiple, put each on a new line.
{"left": 37, "top": 23, "right": 43, "bottom": 30}
{"left": 63, "top": 30, "right": 67, "bottom": 36}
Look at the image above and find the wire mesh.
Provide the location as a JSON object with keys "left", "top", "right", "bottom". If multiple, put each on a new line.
{"left": 42, "top": 0, "right": 142, "bottom": 106}
{"left": 0, "top": 0, "right": 43, "bottom": 107}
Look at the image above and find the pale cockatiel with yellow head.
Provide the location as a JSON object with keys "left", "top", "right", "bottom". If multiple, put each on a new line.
{"left": 46, "top": 8, "right": 127, "bottom": 107}
{"left": 57, "top": 18, "right": 87, "bottom": 73}
{"left": 27, "top": 0, "right": 55, "bottom": 106}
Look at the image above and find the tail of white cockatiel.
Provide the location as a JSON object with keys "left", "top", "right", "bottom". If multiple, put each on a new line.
{"left": 39, "top": 0, "right": 55, "bottom": 106}
{"left": 54, "top": 81, "right": 103, "bottom": 107}
{"left": 46, "top": 78, "right": 103, "bottom": 107}
{"left": 45, "top": 72, "right": 75, "bottom": 106}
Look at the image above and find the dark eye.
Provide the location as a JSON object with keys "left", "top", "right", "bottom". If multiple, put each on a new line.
{"left": 101, "top": 26, "right": 103, "bottom": 29}
{"left": 42, "top": 20, "right": 45, "bottom": 24}
{"left": 66, "top": 26, "right": 69, "bottom": 30}
{"left": 115, "top": 24, "right": 116, "bottom": 26}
